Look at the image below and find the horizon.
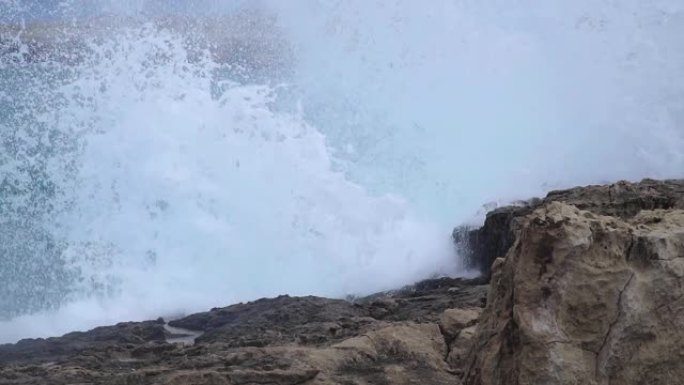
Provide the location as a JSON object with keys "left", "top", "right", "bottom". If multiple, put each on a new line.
{"left": 0, "top": 0, "right": 251, "bottom": 23}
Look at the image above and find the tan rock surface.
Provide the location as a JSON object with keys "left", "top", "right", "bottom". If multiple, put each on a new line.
{"left": 464, "top": 202, "right": 684, "bottom": 385}
{"left": 455, "top": 179, "right": 684, "bottom": 278}
{"left": 440, "top": 308, "right": 482, "bottom": 340}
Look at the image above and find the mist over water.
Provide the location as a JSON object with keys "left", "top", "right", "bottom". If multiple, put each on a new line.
{"left": 0, "top": 1, "right": 682, "bottom": 343}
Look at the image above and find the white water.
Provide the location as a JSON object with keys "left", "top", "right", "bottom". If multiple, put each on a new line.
{"left": 0, "top": 1, "right": 682, "bottom": 343}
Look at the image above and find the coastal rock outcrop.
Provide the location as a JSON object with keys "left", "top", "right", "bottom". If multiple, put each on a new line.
{"left": 463, "top": 201, "right": 684, "bottom": 385}
{"left": 2, "top": 179, "right": 683, "bottom": 385}
{"left": 454, "top": 179, "right": 684, "bottom": 278}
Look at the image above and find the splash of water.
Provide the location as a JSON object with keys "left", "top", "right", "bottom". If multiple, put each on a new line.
{"left": 271, "top": 0, "right": 684, "bottom": 219}
{"left": 0, "top": 1, "right": 683, "bottom": 342}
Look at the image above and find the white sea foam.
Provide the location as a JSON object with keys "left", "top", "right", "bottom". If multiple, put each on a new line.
{"left": 0, "top": 1, "right": 682, "bottom": 342}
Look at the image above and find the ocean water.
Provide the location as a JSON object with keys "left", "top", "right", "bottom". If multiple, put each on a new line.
{"left": 0, "top": 0, "right": 682, "bottom": 343}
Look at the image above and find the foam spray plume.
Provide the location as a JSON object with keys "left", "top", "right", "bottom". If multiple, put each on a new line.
{"left": 0, "top": 1, "right": 682, "bottom": 343}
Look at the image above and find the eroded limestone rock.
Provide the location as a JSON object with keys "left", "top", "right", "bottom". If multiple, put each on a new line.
{"left": 464, "top": 202, "right": 684, "bottom": 385}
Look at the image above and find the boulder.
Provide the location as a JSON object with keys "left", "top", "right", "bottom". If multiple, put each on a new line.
{"left": 440, "top": 308, "right": 482, "bottom": 340}
{"left": 447, "top": 325, "right": 478, "bottom": 370}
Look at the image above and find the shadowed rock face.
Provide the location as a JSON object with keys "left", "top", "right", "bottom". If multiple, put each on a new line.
{"left": 454, "top": 179, "right": 684, "bottom": 279}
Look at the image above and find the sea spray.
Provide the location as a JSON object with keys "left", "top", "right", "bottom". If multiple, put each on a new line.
{"left": 0, "top": 0, "right": 682, "bottom": 342}
{"left": 0, "top": 16, "right": 455, "bottom": 342}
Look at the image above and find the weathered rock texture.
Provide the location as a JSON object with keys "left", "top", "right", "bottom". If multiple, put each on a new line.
{"left": 2, "top": 179, "right": 683, "bottom": 385}
{"left": 464, "top": 200, "right": 684, "bottom": 385}
{"left": 455, "top": 179, "right": 684, "bottom": 278}
{"left": 0, "top": 278, "right": 488, "bottom": 385}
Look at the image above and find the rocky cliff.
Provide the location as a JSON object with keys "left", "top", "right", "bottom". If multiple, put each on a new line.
{"left": 460, "top": 179, "right": 684, "bottom": 385}
{"left": 1, "top": 179, "right": 682, "bottom": 384}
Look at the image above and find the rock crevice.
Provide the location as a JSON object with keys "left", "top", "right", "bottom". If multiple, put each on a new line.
{"left": 595, "top": 272, "right": 635, "bottom": 381}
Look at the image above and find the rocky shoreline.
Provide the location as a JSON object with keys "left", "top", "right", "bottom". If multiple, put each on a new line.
{"left": 1, "top": 179, "right": 683, "bottom": 384}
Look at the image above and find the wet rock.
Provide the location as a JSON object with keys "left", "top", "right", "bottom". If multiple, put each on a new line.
{"left": 454, "top": 203, "right": 537, "bottom": 278}
{"left": 0, "top": 277, "right": 486, "bottom": 384}
{"left": 356, "top": 277, "right": 489, "bottom": 323}
{"left": 169, "top": 295, "right": 369, "bottom": 347}
{"left": 0, "top": 320, "right": 166, "bottom": 364}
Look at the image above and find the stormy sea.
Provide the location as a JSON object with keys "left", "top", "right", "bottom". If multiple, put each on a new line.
{"left": 1, "top": 0, "right": 682, "bottom": 343}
